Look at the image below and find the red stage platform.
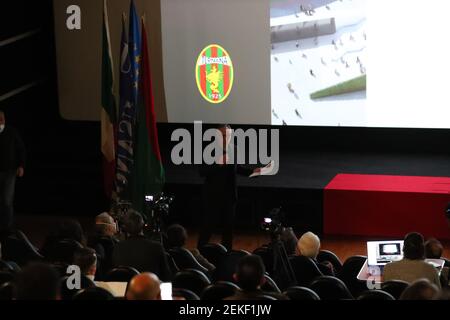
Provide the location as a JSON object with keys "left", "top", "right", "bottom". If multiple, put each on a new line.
{"left": 324, "top": 174, "right": 450, "bottom": 240}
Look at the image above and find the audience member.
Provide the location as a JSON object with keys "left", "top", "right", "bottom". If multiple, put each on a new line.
{"left": 112, "top": 210, "right": 172, "bottom": 281}
{"left": 226, "top": 255, "right": 287, "bottom": 300}
{"left": 384, "top": 232, "right": 441, "bottom": 288}
{"left": 166, "top": 224, "right": 215, "bottom": 272}
{"left": 424, "top": 238, "right": 443, "bottom": 259}
{"left": 126, "top": 272, "right": 161, "bottom": 300}
{"left": 73, "top": 247, "right": 97, "bottom": 281}
{"left": 16, "top": 263, "right": 60, "bottom": 300}
{"left": 296, "top": 231, "right": 334, "bottom": 276}
{"left": 88, "top": 212, "right": 119, "bottom": 276}
{"left": 399, "top": 279, "right": 439, "bottom": 300}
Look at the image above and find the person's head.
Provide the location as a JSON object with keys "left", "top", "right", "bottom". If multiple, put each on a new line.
{"left": 217, "top": 124, "right": 232, "bottom": 149}
{"left": 126, "top": 273, "right": 161, "bottom": 300}
{"left": 123, "top": 210, "right": 144, "bottom": 237}
{"left": 73, "top": 247, "right": 97, "bottom": 276}
{"left": 403, "top": 232, "right": 425, "bottom": 260}
{"left": 166, "top": 224, "right": 187, "bottom": 248}
{"left": 16, "top": 263, "right": 60, "bottom": 300}
{"left": 233, "top": 255, "right": 266, "bottom": 292}
{"left": 399, "top": 279, "right": 439, "bottom": 300}
{"left": 296, "top": 231, "right": 321, "bottom": 259}
{"left": 55, "top": 219, "right": 84, "bottom": 244}
{"left": 95, "top": 212, "right": 117, "bottom": 237}
{"left": 424, "top": 238, "right": 443, "bottom": 259}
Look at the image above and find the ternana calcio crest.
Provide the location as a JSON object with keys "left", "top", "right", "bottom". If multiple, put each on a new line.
{"left": 195, "top": 44, "right": 234, "bottom": 104}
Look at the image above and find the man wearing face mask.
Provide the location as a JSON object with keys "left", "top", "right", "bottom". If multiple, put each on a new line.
{"left": 0, "top": 110, "right": 26, "bottom": 231}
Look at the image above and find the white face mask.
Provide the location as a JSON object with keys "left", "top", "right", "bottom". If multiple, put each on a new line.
{"left": 0, "top": 124, "right": 5, "bottom": 133}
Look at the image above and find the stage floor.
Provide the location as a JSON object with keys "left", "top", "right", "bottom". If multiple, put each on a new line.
{"left": 164, "top": 150, "right": 450, "bottom": 190}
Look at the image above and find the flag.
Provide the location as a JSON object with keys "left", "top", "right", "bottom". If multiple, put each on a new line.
{"left": 101, "top": 0, "right": 117, "bottom": 199}
{"left": 115, "top": 12, "right": 134, "bottom": 200}
{"left": 132, "top": 18, "right": 165, "bottom": 214}
{"left": 129, "top": 0, "right": 141, "bottom": 106}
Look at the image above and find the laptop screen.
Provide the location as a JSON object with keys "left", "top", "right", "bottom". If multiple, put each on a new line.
{"left": 367, "top": 240, "right": 404, "bottom": 266}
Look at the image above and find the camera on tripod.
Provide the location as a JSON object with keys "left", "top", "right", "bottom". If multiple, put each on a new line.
{"left": 261, "top": 207, "right": 284, "bottom": 237}
{"left": 143, "top": 193, "right": 174, "bottom": 242}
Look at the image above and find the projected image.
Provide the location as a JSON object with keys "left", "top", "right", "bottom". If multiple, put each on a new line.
{"left": 270, "top": 0, "right": 367, "bottom": 126}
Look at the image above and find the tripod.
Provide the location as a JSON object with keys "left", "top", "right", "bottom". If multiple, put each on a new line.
{"left": 267, "top": 233, "right": 297, "bottom": 291}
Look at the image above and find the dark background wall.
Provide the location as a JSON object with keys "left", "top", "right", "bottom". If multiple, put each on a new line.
{"left": 1, "top": 1, "right": 449, "bottom": 233}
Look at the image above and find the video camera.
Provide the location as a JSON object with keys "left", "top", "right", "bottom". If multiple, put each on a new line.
{"left": 261, "top": 207, "right": 284, "bottom": 237}
{"left": 143, "top": 193, "right": 174, "bottom": 242}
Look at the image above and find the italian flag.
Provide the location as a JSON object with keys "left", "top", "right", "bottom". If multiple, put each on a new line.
{"left": 132, "top": 18, "right": 165, "bottom": 213}
{"left": 101, "top": 0, "right": 117, "bottom": 199}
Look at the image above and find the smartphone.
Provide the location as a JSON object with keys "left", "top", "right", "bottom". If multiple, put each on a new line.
{"left": 145, "top": 195, "right": 154, "bottom": 202}
{"left": 160, "top": 282, "right": 172, "bottom": 300}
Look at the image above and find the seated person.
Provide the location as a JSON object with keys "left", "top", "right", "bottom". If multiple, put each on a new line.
{"left": 166, "top": 224, "right": 215, "bottom": 272}
{"left": 296, "top": 231, "right": 334, "bottom": 276}
{"left": 225, "top": 255, "right": 287, "bottom": 300}
{"left": 112, "top": 210, "right": 172, "bottom": 281}
{"left": 126, "top": 272, "right": 161, "bottom": 300}
{"left": 384, "top": 232, "right": 441, "bottom": 288}
{"left": 399, "top": 279, "right": 440, "bottom": 300}
{"left": 425, "top": 237, "right": 449, "bottom": 286}
{"left": 73, "top": 247, "right": 97, "bottom": 282}
{"left": 87, "top": 212, "right": 119, "bottom": 276}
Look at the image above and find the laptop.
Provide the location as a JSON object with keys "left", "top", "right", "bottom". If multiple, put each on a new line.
{"left": 367, "top": 240, "right": 404, "bottom": 267}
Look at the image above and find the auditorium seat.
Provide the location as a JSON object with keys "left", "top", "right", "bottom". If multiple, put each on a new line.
{"left": 173, "top": 269, "right": 211, "bottom": 296}
{"left": 0, "top": 272, "right": 14, "bottom": 286}
{"left": 44, "top": 239, "right": 83, "bottom": 265}
{"left": 317, "top": 250, "right": 343, "bottom": 274}
{"left": 337, "top": 255, "right": 368, "bottom": 297}
{"left": 169, "top": 247, "right": 209, "bottom": 275}
{"left": 1, "top": 230, "right": 43, "bottom": 266}
{"left": 254, "top": 294, "right": 277, "bottom": 300}
{"left": 381, "top": 280, "right": 409, "bottom": 300}
{"left": 199, "top": 243, "right": 228, "bottom": 268}
{"left": 72, "top": 286, "right": 115, "bottom": 300}
{"left": 288, "top": 255, "right": 323, "bottom": 287}
{"left": 201, "top": 281, "right": 240, "bottom": 300}
{"left": 309, "top": 276, "right": 354, "bottom": 300}
{"left": 0, "top": 282, "right": 15, "bottom": 301}
{"left": 104, "top": 266, "right": 140, "bottom": 283}
{"left": 357, "top": 290, "right": 395, "bottom": 300}
{"left": 165, "top": 252, "right": 180, "bottom": 276}
{"left": 283, "top": 286, "right": 321, "bottom": 300}
{"left": 261, "top": 274, "right": 281, "bottom": 293}
{"left": 172, "top": 288, "right": 200, "bottom": 300}
{"left": 253, "top": 246, "right": 273, "bottom": 275}
{"left": 60, "top": 274, "right": 95, "bottom": 300}
{"left": 214, "top": 250, "right": 250, "bottom": 282}
{"left": 0, "top": 260, "right": 15, "bottom": 273}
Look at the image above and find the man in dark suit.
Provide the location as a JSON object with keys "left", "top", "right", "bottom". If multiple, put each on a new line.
{"left": 0, "top": 111, "right": 25, "bottom": 231}
{"left": 197, "top": 124, "right": 260, "bottom": 251}
{"left": 112, "top": 210, "right": 172, "bottom": 281}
